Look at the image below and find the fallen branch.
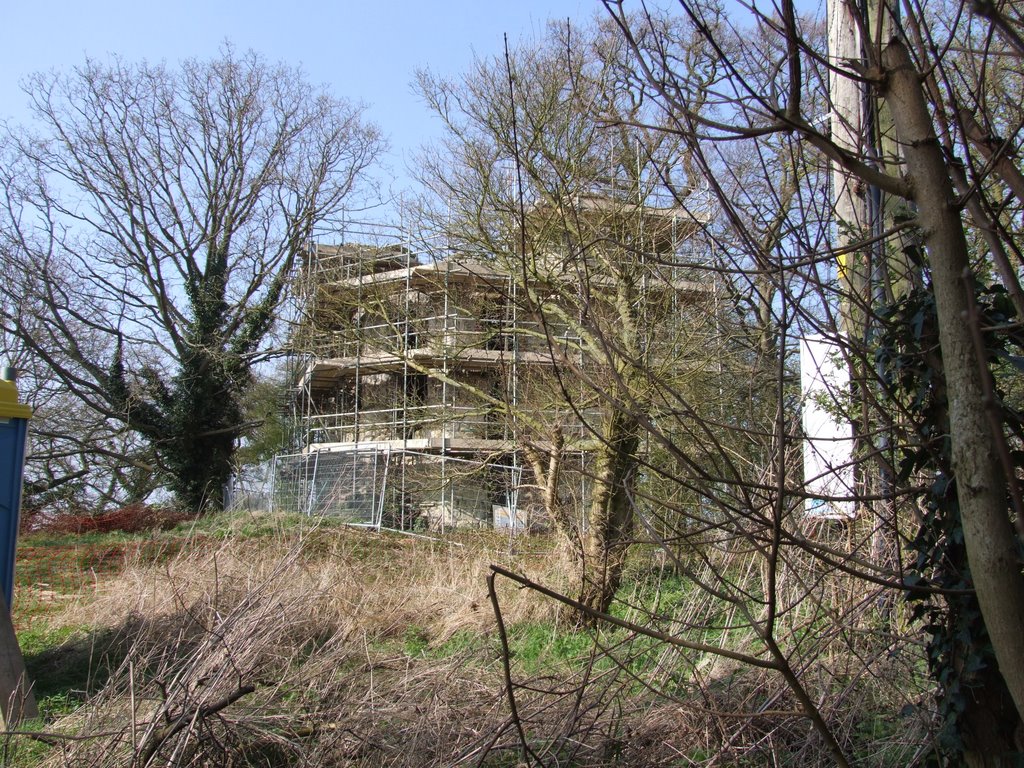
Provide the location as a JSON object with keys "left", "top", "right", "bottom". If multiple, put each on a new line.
{"left": 137, "top": 684, "right": 255, "bottom": 765}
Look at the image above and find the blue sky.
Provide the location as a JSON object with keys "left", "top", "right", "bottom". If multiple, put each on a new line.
{"left": 0, "top": 0, "right": 598, "bottom": 217}
{"left": 0, "top": 1, "right": 819, "bottom": 223}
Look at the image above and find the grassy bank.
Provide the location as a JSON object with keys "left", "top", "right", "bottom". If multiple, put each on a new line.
{"left": 5, "top": 512, "right": 932, "bottom": 766}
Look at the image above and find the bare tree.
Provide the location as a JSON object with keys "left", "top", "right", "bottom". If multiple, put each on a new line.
{"left": 414, "top": 18, "right": 722, "bottom": 616}
{"left": 0, "top": 48, "right": 383, "bottom": 512}
{"left": 593, "top": 0, "right": 1024, "bottom": 762}
{"left": 393, "top": 3, "right": 1024, "bottom": 763}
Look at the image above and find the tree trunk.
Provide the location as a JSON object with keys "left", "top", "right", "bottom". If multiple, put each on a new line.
{"left": 163, "top": 349, "right": 242, "bottom": 513}
{"left": 882, "top": 37, "right": 1024, "bottom": 730}
{"left": 578, "top": 406, "right": 642, "bottom": 619}
{"left": 523, "top": 433, "right": 588, "bottom": 608}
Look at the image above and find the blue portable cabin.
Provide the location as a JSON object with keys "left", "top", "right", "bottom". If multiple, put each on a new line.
{"left": 0, "top": 375, "right": 31, "bottom": 610}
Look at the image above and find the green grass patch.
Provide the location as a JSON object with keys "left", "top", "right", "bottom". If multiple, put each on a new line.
{"left": 403, "top": 625, "right": 431, "bottom": 657}
{"left": 0, "top": 719, "right": 57, "bottom": 768}
{"left": 165, "top": 509, "right": 354, "bottom": 541}
{"left": 506, "top": 622, "right": 596, "bottom": 674}
{"left": 18, "top": 529, "right": 143, "bottom": 548}
{"left": 434, "top": 629, "right": 487, "bottom": 657}
{"left": 17, "top": 623, "right": 81, "bottom": 658}
{"left": 23, "top": 624, "right": 128, "bottom": 721}
{"left": 614, "top": 570, "right": 693, "bottom": 619}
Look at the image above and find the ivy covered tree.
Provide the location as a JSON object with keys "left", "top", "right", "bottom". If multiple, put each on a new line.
{"left": 0, "top": 48, "right": 382, "bottom": 512}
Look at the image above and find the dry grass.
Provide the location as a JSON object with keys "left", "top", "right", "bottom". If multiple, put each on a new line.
{"left": 15, "top": 520, "right": 585, "bottom": 767}
{"left": 6, "top": 515, "right": 934, "bottom": 767}
{"left": 59, "top": 526, "right": 561, "bottom": 645}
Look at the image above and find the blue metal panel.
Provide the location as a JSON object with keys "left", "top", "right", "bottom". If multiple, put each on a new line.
{"left": 0, "top": 419, "right": 27, "bottom": 609}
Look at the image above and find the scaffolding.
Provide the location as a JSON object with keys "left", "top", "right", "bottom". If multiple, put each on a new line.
{"left": 278, "top": 195, "right": 712, "bottom": 530}
{"left": 281, "top": 233, "right": 537, "bottom": 529}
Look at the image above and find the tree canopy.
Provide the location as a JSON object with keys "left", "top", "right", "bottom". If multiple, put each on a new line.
{"left": 0, "top": 47, "right": 383, "bottom": 511}
{"left": 414, "top": 19, "right": 728, "bottom": 616}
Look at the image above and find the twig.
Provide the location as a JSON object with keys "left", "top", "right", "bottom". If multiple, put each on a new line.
{"left": 0, "top": 727, "right": 131, "bottom": 744}
{"left": 137, "top": 684, "right": 255, "bottom": 765}
{"left": 489, "top": 565, "right": 777, "bottom": 670}
{"left": 487, "top": 569, "right": 543, "bottom": 766}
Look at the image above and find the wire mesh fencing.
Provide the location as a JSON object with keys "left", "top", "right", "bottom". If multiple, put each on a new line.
{"left": 272, "top": 448, "right": 526, "bottom": 531}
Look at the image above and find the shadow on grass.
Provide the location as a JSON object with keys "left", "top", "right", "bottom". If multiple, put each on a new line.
{"left": 22, "top": 620, "right": 139, "bottom": 720}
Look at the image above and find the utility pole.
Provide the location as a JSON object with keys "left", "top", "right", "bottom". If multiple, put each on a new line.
{"left": 801, "top": 0, "right": 868, "bottom": 524}
{"left": 828, "top": 0, "right": 869, "bottom": 332}
{"left": 827, "top": 0, "right": 904, "bottom": 566}
{"left": 829, "top": 0, "right": 907, "bottom": 319}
